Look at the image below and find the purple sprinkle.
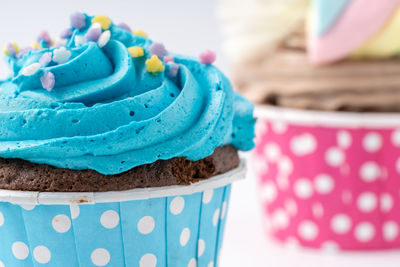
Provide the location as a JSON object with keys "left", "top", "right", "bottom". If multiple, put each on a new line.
{"left": 6, "top": 43, "right": 16, "bottom": 56}
{"left": 168, "top": 64, "right": 179, "bottom": 78}
{"left": 60, "top": 28, "right": 73, "bottom": 39}
{"left": 40, "top": 72, "right": 55, "bottom": 92}
{"left": 37, "top": 30, "right": 52, "bottom": 45}
{"left": 85, "top": 25, "right": 101, "bottom": 42}
{"left": 118, "top": 22, "right": 132, "bottom": 32}
{"left": 149, "top": 42, "right": 167, "bottom": 58}
{"left": 16, "top": 47, "right": 31, "bottom": 58}
{"left": 70, "top": 12, "right": 86, "bottom": 29}
{"left": 39, "top": 52, "right": 52, "bottom": 66}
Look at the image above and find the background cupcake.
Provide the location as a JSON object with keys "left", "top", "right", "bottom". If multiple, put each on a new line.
{"left": 219, "top": 0, "right": 400, "bottom": 250}
{"left": 0, "top": 12, "right": 254, "bottom": 266}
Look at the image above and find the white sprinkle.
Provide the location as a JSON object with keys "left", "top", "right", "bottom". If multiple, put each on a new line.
{"left": 53, "top": 47, "right": 71, "bottom": 64}
{"left": 21, "top": 63, "right": 41, "bottom": 76}
{"left": 98, "top": 30, "right": 111, "bottom": 48}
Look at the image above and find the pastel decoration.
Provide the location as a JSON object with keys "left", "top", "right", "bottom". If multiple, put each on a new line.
{"left": 118, "top": 22, "right": 132, "bottom": 32}
{"left": 164, "top": 55, "right": 174, "bottom": 64}
{"left": 91, "top": 15, "right": 112, "bottom": 30}
{"left": 40, "top": 72, "right": 55, "bottom": 92}
{"left": 52, "top": 47, "right": 71, "bottom": 64}
{"left": 149, "top": 42, "right": 167, "bottom": 58}
{"left": 98, "top": 30, "right": 111, "bottom": 48}
{"left": 311, "top": 0, "right": 350, "bottom": 35}
{"left": 128, "top": 46, "right": 144, "bottom": 58}
{"left": 39, "top": 52, "right": 52, "bottom": 67}
{"left": 85, "top": 23, "right": 102, "bottom": 42}
{"left": 21, "top": 63, "right": 41, "bottom": 76}
{"left": 199, "top": 50, "right": 216, "bottom": 65}
{"left": 308, "top": 0, "right": 400, "bottom": 64}
{"left": 70, "top": 12, "right": 86, "bottom": 29}
{"left": 31, "top": 42, "right": 43, "bottom": 50}
{"left": 351, "top": 6, "right": 400, "bottom": 58}
{"left": 133, "top": 29, "right": 148, "bottom": 38}
{"left": 60, "top": 29, "right": 73, "bottom": 39}
{"left": 168, "top": 64, "right": 179, "bottom": 78}
{"left": 145, "top": 55, "right": 165, "bottom": 74}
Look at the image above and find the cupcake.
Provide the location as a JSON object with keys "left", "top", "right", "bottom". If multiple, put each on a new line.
{"left": 0, "top": 13, "right": 255, "bottom": 266}
{"left": 220, "top": 0, "right": 400, "bottom": 250}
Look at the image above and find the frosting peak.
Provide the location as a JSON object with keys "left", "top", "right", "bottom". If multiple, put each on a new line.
{"left": 0, "top": 13, "right": 255, "bottom": 175}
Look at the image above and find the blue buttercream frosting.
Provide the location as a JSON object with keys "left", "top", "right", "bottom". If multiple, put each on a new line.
{"left": 0, "top": 14, "right": 255, "bottom": 175}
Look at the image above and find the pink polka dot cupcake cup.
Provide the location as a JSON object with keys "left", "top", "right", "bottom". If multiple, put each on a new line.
{"left": 0, "top": 162, "right": 245, "bottom": 267}
{"left": 254, "top": 106, "right": 400, "bottom": 250}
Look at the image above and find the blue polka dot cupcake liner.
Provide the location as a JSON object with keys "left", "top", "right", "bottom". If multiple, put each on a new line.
{"left": 0, "top": 161, "right": 245, "bottom": 267}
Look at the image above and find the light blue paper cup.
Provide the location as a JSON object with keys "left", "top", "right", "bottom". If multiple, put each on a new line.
{"left": 0, "top": 161, "right": 245, "bottom": 267}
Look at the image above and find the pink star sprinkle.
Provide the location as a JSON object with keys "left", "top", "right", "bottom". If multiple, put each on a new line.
{"left": 199, "top": 50, "right": 216, "bottom": 65}
{"left": 164, "top": 55, "right": 174, "bottom": 64}
{"left": 40, "top": 72, "right": 55, "bottom": 92}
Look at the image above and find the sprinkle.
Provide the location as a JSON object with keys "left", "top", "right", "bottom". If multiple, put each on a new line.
{"left": 31, "top": 42, "right": 43, "bottom": 50}
{"left": 164, "top": 55, "right": 174, "bottom": 64}
{"left": 98, "top": 30, "right": 111, "bottom": 48}
{"left": 128, "top": 46, "right": 144, "bottom": 58}
{"left": 91, "top": 15, "right": 111, "bottom": 30}
{"left": 168, "top": 63, "right": 179, "bottom": 78}
{"left": 39, "top": 52, "right": 52, "bottom": 66}
{"left": 52, "top": 47, "right": 71, "bottom": 64}
{"left": 132, "top": 29, "right": 148, "bottom": 38}
{"left": 40, "top": 72, "right": 55, "bottom": 91}
{"left": 2, "top": 45, "right": 9, "bottom": 56}
{"left": 118, "top": 22, "right": 131, "bottom": 32}
{"left": 4, "top": 42, "right": 19, "bottom": 56}
{"left": 74, "top": 35, "right": 85, "bottom": 46}
{"left": 21, "top": 63, "right": 41, "bottom": 76}
{"left": 60, "top": 28, "right": 73, "bottom": 39}
{"left": 70, "top": 12, "right": 86, "bottom": 29}
{"left": 85, "top": 23, "right": 102, "bottom": 42}
{"left": 149, "top": 42, "right": 167, "bottom": 58}
{"left": 17, "top": 47, "right": 31, "bottom": 58}
{"left": 199, "top": 49, "right": 216, "bottom": 65}
{"left": 146, "top": 55, "right": 165, "bottom": 74}
{"left": 37, "top": 30, "right": 52, "bottom": 46}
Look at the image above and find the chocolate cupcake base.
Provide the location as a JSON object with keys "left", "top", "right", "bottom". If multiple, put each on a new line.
{"left": 0, "top": 146, "right": 239, "bottom": 192}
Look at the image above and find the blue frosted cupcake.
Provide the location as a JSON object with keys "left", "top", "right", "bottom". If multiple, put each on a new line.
{"left": 0, "top": 13, "right": 255, "bottom": 266}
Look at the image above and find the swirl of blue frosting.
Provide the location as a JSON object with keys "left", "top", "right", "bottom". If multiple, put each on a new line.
{"left": 0, "top": 14, "right": 255, "bottom": 175}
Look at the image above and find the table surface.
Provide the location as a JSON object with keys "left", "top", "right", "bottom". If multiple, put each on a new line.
{"left": 220, "top": 153, "right": 400, "bottom": 267}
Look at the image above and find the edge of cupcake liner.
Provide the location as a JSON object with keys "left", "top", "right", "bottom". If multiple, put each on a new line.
{"left": 255, "top": 105, "right": 400, "bottom": 128}
{"left": 0, "top": 159, "right": 246, "bottom": 205}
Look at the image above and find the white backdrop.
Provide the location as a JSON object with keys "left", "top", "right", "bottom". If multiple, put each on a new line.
{"left": 1, "top": 1, "right": 400, "bottom": 266}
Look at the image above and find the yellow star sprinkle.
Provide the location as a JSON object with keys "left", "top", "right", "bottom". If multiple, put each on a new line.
{"left": 145, "top": 55, "right": 165, "bottom": 74}
{"left": 91, "top": 15, "right": 112, "bottom": 30}
{"left": 132, "top": 29, "right": 148, "bottom": 38}
{"left": 128, "top": 46, "right": 144, "bottom": 58}
{"left": 31, "top": 42, "right": 43, "bottom": 50}
{"left": 12, "top": 42, "right": 20, "bottom": 52}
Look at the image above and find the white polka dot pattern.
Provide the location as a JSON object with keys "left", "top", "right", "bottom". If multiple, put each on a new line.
{"left": 52, "top": 214, "right": 71, "bottom": 233}
{"left": 0, "top": 185, "right": 232, "bottom": 266}
{"left": 100, "top": 210, "right": 120, "bottom": 229}
{"left": 33, "top": 245, "right": 51, "bottom": 264}
{"left": 91, "top": 248, "right": 110, "bottom": 266}
{"left": 254, "top": 118, "right": 400, "bottom": 250}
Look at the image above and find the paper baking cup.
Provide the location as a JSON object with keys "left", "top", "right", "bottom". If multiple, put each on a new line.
{"left": 0, "top": 160, "right": 245, "bottom": 267}
{"left": 253, "top": 105, "right": 400, "bottom": 250}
